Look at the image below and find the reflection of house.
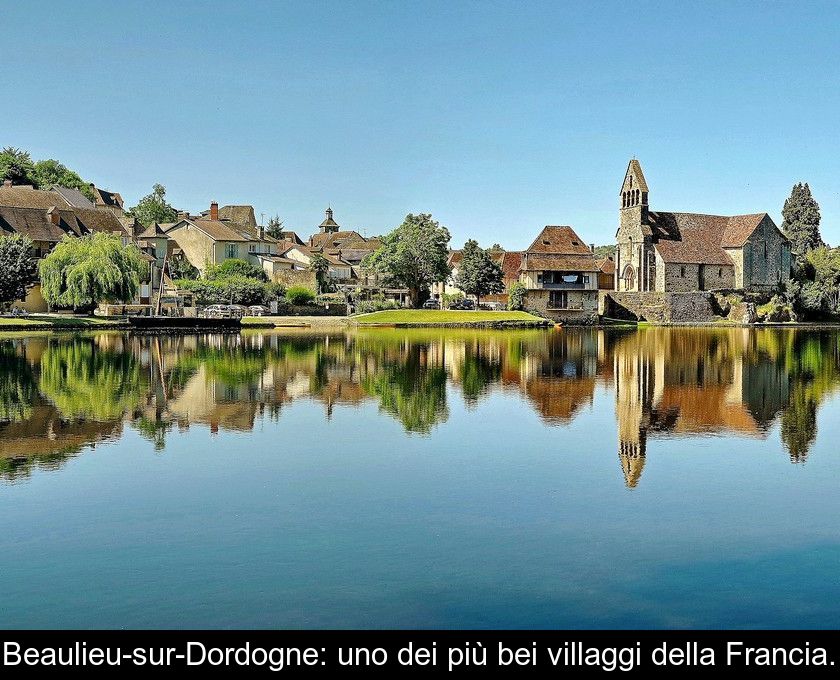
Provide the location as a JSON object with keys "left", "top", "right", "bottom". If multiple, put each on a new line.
{"left": 163, "top": 202, "right": 278, "bottom": 274}
{"left": 520, "top": 226, "right": 600, "bottom": 323}
{"left": 615, "top": 159, "right": 791, "bottom": 293}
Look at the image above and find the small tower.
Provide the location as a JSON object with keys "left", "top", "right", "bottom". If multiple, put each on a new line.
{"left": 318, "top": 207, "right": 340, "bottom": 234}
{"left": 620, "top": 159, "right": 649, "bottom": 211}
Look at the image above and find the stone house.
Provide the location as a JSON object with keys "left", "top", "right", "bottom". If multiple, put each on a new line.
{"left": 89, "top": 183, "right": 125, "bottom": 217}
{"left": 615, "top": 159, "right": 791, "bottom": 293}
{"left": 163, "top": 202, "right": 277, "bottom": 275}
{"left": 520, "top": 226, "right": 600, "bottom": 322}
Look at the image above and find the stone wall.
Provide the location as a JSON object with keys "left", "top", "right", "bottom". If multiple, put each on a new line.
{"left": 661, "top": 262, "right": 735, "bottom": 292}
{"left": 525, "top": 289, "right": 598, "bottom": 323}
{"left": 273, "top": 269, "right": 317, "bottom": 289}
{"left": 742, "top": 216, "right": 791, "bottom": 291}
{"left": 601, "top": 291, "right": 719, "bottom": 323}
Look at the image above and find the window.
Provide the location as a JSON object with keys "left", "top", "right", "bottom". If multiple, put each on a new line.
{"left": 249, "top": 244, "right": 256, "bottom": 253}
{"left": 680, "top": 266, "right": 686, "bottom": 277}
{"left": 226, "top": 244, "right": 238, "bottom": 258}
{"left": 549, "top": 290, "right": 568, "bottom": 309}
{"left": 718, "top": 268, "right": 723, "bottom": 277}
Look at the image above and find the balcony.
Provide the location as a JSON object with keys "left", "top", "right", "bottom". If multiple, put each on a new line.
{"left": 540, "top": 281, "right": 586, "bottom": 290}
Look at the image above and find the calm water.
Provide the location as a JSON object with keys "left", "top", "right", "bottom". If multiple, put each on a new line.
{"left": 1, "top": 327, "right": 839, "bottom": 629}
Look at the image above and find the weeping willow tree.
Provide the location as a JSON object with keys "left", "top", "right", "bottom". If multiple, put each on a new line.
{"left": 38, "top": 339, "right": 148, "bottom": 420}
{"left": 38, "top": 233, "right": 148, "bottom": 311}
{"left": 0, "top": 341, "right": 37, "bottom": 423}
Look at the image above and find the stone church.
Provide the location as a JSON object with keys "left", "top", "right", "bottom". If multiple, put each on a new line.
{"left": 614, "top": 160, "right": 791, "bottom": 293}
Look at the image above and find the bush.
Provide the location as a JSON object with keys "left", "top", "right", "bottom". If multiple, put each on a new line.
{"left": 206, "top": 258, "right": 267, "bottom": 282}
{"left": 756, "top": 295, "right": 797, "bottom": 323}
{"left": 285, "top": 285, "right": 316, "bottom": 306}
{"left": 175, "top": 275, "right": 272, "bottom": 306}
{"left": 441, "top": 292, "right": 464, "bottom": 309}
{"left": 355, "top": 298, "right": 401, "bottom": 314}
{"left": 507, "top": 282, "right": 526, "bottom": 311}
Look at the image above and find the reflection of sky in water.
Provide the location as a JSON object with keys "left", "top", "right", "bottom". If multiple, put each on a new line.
{"left": 0, "top": 328, "right": 839, "bottom": 629}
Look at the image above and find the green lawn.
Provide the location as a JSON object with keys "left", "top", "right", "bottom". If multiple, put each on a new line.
{"left": 353, "top": 309, "right": 549, "bottom": 326}
{"left": 0, "top": 315, "right": 128, "bottom": 329}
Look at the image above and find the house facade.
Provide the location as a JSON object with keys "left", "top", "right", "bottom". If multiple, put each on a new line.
{"left": 615, "top": 160, "right": 791, "bottom": 293}
{"left": 163, "top": 202, "right": 277, "bottom": 275}
{"left": 520, "top": 226, "right": 600, "bottom": 322}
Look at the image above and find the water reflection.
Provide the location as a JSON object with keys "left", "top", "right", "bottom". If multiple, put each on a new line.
{"left": 1, "top": 327, "right": 838, "bottom": 484}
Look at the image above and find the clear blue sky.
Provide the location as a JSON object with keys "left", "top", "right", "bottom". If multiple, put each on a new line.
{"left": 4, "top": 0, "right": 839, "bottom": 248}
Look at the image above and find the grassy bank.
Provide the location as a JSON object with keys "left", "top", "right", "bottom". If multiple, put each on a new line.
{"left": 0, "top": 315, "right": 128, "bottom": 330}
{"left": 351, "top": 310, "right": 550, "bottom": 327}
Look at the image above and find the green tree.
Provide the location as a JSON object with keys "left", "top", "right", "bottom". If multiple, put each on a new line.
{"left": 309, "top": 253, "right": 331, "bottom": 293}
{"left": 127, "top": 183, "right": 178, "bottom": 227}
{"left": 31, "top": 159, "right": 94, "bottom": 200}
{"left": 455, "top": 239, "right": 504, "bottom": 305}
{"left": 0, "top": 234, "right": 39, "bottom": 306}
{"left": 782, "top": 182, "right": 823, "bottom": 258}
{"left": 266, "top": 214, "right": 286, "bottom": 240}
{"left": 507, "top": 281, "right": 527, "bottom": 311}
{"left": 593, "top": 245, "right": 615, "bottom": 259}
{"left": 39, "top": 233, "right": 148, "bottom": 311}
{"left": 0, "top": 147, "right": 36, "bottom": 185}
{"left": 362, "top": 213, "right": 451, "bottom": 307}
{"left": 205, "top": 258, "right": 268, "bottom": 282}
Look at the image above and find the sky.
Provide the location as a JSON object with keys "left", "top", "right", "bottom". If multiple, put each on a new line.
{"left": 4, "top": 0, "right": 839, "bottom": 249}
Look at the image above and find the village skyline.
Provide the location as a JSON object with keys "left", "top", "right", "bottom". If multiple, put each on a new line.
{"left": 4, "top": 1, "right": 839, "bottom": 248}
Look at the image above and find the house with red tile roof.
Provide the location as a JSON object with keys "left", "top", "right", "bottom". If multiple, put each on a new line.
{"left": 615, "top": 159, "right": 791, "bottom": 293}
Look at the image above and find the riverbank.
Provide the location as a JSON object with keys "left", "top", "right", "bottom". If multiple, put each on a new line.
{"left": 349, "top": 310, "right": 551, "bottom": 328}
{"left": 0, "top": 315, "right": 128, "bottom": 331}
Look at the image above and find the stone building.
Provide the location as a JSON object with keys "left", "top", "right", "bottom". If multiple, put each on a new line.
{"left": 615, "top": 160, "right": 791, "bottom": 293}
{"left": 520, "top": 225, "right": 600, "bottom": 323}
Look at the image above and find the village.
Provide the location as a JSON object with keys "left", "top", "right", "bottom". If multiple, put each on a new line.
{"left": 0, "top": 150, "right": 831, "bottom": 329}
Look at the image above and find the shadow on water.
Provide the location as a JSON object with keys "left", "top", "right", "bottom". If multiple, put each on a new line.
{"left": 1, "top": 327, "right": 839, "bottom": 485}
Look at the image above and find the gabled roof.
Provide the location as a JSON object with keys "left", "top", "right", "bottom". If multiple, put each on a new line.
{"left": 500, "top": 251, "right": 523, "bottom": 280}
{"left": 139, "top": 222, "right": 169, "bottom": 239}
{"left": 90, "top": 185, "right": 124, "bottom": 209}
{"left": 622, "top": 159, "right": 649, "bottom": 192}
{"left": 0, "top": 205, "right": 127, "bottom": 242}
{"left": 648, "top": 211, "right": 774, "bottom": 265}
{"left": 49, "top": 185, "right": 95, "bottom": 208}
{"left": 218, "top": 205, "right": 257, "bottom": 231}
{"left": 0, "top": 185, "right": 69, "bottom": 209}
{"left": 309, "top": 230, "right": 363, "bottom": 249}
{"left": 166, "top": 218, "right": 255, "bottom": 242}
{"left": 596, "top": 257, "right": 615, "bottom": 274}
{"left": 525, "top": 226, "right": 593, "bottom": 255}
{"left": 521, "top": 254, "right": 601, "bottom": 272}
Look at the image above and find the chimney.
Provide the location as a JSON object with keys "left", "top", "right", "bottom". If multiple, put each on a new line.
{"left": 2, "top": 179, "right": 11, "bottom": 188}
{"left": 47, "top": 207, "right": 60, "bottom": 226}
{"left": 177, "top": 210, "right": 190, "bottom": 221}
{"left": 258, "top": 225, "right": 265, "bottom": 241}
{"left": 210, "top": 201, "right": 219, "bottom": 221}
{"left": 590, "top": 243, "right": 595, "bottom": 253}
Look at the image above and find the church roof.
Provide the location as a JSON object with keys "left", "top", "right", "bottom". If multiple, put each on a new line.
{"left": 649, "top": 211, "right": 772, "bottom": 265}
{"left": 624, "top": 159, "right": 649, "bottom": 192}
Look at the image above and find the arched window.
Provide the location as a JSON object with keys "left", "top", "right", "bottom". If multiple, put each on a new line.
{"left": 680, "top": 266, "right": 686, "bottom": 278}
{"left": 718, "top": 268, "right": 723, "bottom": 277}
{"left": 622, "top": 264, "right": 635, "bottom": 290}
{"left": 635, "top": 189, "right": 640, "bottom": 204}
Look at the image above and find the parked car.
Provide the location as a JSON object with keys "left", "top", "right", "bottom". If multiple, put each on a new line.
{"left": 450, "top": 298, "right": 475, "bottom": 310}
{"left": 422, "top": 299, "right": 440, "bottom": 309}
{"left": 247, "top": 305, "right": 270, "bottom": 316}
{"left": 203, "top": 304, "right": 228, "bottom": 318}
{"left": 228, "top": 305, "right": 247, "bottom": 318}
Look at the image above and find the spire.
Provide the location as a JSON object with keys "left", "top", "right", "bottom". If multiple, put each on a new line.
{"left": 620, "top": 159, "right": 649, "bottom": 209}
{"left": 318, "top": 206, "right": 340, "bottom": 233}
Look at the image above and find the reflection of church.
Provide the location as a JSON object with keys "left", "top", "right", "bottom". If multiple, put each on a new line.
{"left": 614, "top": 329, "right": 790, "bottom": 487}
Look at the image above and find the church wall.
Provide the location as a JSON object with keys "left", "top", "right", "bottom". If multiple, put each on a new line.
{"left": 725, "top": 248, "right": 745, "bottom": 288}
{"left": 742, "top": 217, "right": 791, "bottom": 291}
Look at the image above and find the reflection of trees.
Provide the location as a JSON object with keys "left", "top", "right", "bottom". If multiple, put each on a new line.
{"left": 460, "top": 345, "right": 502, "bottom": 403}
{"left": 0, "top": 342, "right": 37, "bottom": 423}
{"left": 361, "top": 342, "right": 449, "bottom": 434}
{"left": 38, "top": 339, "right": 148, "bottom": 420}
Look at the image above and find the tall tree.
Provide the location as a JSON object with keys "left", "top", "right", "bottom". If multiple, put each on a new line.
{"left": 362, "top": 213, "right": 451, "bottom": 307}
{"left": 127, "top": 183, "right": 178, "bottom": 227}
{"left": 782, "top": 182, "right": 823, "bottom": 257}
{"left": 455, "top": 239, "right": 504, "bottom": 305}
{"left": 0, "top": 234, "right": 39, "bottom": 306}
{"left": 32, "top": 159, "right": 94, "bottom": 200}
{"left": 309, "top": 253, "right": 331, "bottom": 294}
{"left": 39, "top": 233, "right": 148, "bottom": 311}
{"left": 0, "top": 147, "right": 36, "bottom": 185}
{"left": 266, "top": 214, "right": 286, "bottom": 240}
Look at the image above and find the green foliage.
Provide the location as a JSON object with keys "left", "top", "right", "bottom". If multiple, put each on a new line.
{"left": 442, "top": 291, "right": 464, "bottom": 309}
{"left": 309, "top": 253, "right": 331, "bottom": 294}
{"left": 782, "top": 182, "right": 823, "bottom": 258}
{"left": 455, "top": 239, "right": 504, "bottom": 302}
{"left": 205, "top": 258, "right": 268, "bottom": 282}
{"left": 507, "top": 281, "right": 527, "bottom": 310}
{"left": 32, "top": 159, "right": 94, "bottom": 200}
{"left": 0, "top": 234, "right": 38, "bottom": 304}
{"left": 168, "top": 256, "right": 199, "bottom": 280}
{"left": 285, "top": 285, "right": 316, "bottom": 306}
{"left": 0, "top": 147, "right": 36, "bottom": 185}
{"left": 355, "top": 294, "right": 401, "bottom": 313}
{"left": 0, "top": 341, "right": 36, "bottom": 423}
{"left": 593, "top": 245, "right": 615, "bottom": 259}
{"left": 38, "top": 233, "right": 148, "bottom": 311}
{"left": 362, "top": 213, "right": 451, "bottom": 307}
{"left": 127, "top": 183, "right": 178, "bottom": 227}
{"left": 756, "top": 295, "right": 796, "bottom": 322}
{"left": 175, "top": 275, "right": 273, "bottom": 306}
{"left": 266, "top": 214, "right": 286, "bottom": 240}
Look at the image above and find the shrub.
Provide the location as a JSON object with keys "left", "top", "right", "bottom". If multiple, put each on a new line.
{"left": 285, "top": 285, "right": 316, "bottom": 306}
{"left": 507, "top": 282, "right": 526, "bottom": 311}
{"left": 175, "top": 275, "right": 269, "bottom": 306}
{"left": 441, "top": 291, "right": 464, "bottom": 309}
{"left": 205, "top": 258, "right": 267, "bottom": 282}
{"left": 756, "top": 295, "right": 797, "bottom": 323}
{"left": 355, "top": 298, "right": 401, "bottom": 314}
